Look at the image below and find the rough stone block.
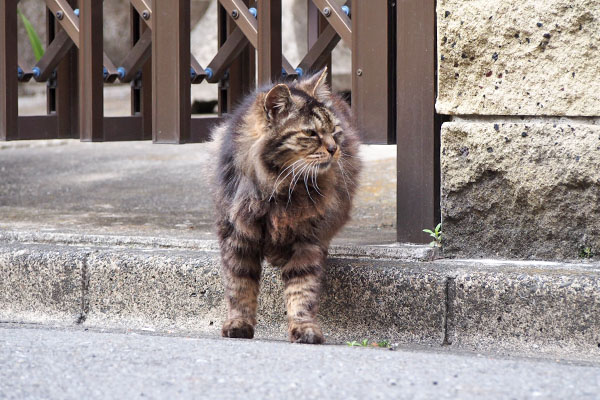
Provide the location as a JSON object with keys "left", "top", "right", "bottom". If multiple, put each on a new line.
{"left": 84, "top": 249, "right": 225, "bottom": 334}
{"left": 321, "top": 259, "right": 447, "bottom": 345}
{"left": 0, "top": 244, "right": 84, "bottom": 324}
{"left": 84, "top": 247, "right": 447, "bottom": 345}
{"left": 441, "top": 121, "right": 600, "bottom": 260}
{"left": 437, "top": 0, "right": 600, "bottom": 115}
{"left": 450, "top": 263, "right": 600, "bottom": 357}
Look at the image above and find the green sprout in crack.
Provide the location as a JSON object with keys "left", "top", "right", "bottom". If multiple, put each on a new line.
{"left": 346, "top": 339, "right": 391, "bottom": 348}
{"left": 423, "top": 223, "right": 442, "bottom": 247}
{"left": 579, "top": 246, "right": 595, "bottom": 259}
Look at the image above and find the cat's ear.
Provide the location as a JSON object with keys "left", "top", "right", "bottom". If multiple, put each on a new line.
{"left": 305, "top": 67, "right": 331, "bottom": 100}
{"left": 264, "top": 84, "right": 292, "bottom": 119}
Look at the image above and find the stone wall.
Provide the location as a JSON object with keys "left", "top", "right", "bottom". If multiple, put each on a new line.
{"left": 437, "top": 0, "right": 600, "bottom": 260}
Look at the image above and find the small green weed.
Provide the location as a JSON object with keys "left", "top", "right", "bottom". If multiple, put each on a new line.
{"left": 579, "top": 246, "right": 595, "bottom": 259}
{"left": 346, "top": 339, "right": 391, "bottom": 348}
{"left": 18, "top": 9, "right": 45, "bottom": 62}
{"left": 423, "top": 223, "right": 442, "bottom": 247}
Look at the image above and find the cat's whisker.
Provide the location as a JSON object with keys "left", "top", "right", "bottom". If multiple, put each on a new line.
{"left": 337, "top": 157, "right": 356, "bottom": 185}
{"left": 269, "top": 159, "right": 304, "bottom": 201}
{"left": 275, "top": 159, "right": 303, "bottom": 185}
{"left": 291, "top": 161, "right": 311, "bottom": 193}
{"left": 311, "top": 163, "right": 324, "bottom": 197}
{"left": 287, "top": 161, "right": 311, "bottom": 207}
{"left": 288, "top": 160, "right": 309, "bottom": 193}
{"left": 303, "top": 162, "right": 316, "bottom": 204}
{"left": 337, "top": 159, "right": 352, "bottom": 200}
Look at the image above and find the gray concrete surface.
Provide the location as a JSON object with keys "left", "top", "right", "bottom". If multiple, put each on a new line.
{"left": 1, "top": 239, "right": 599, "bottom": 361}
{"left": 1, "top": 323, "right": 599, "bottom": 400}
{"left": 0, "top": 140, "right": 397, "bottom": 245}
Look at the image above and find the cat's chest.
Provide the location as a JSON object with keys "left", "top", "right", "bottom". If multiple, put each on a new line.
{"left": 264, "top": 199, "right": 326, "bottom": 241}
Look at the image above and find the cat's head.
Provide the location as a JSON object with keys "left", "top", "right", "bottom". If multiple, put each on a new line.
{"left": 259, "top": 68, "right": 345, "bottom": 174}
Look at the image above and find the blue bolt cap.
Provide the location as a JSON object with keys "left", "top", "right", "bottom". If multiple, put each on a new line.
{"left": 117, "top": 67, "right": 126, "bottom": 79}
{"left": 17, "top": 67, "right": 23, "bottom": 79}
{"left": 103, "top": 67, "right": 108, "bottom": 79}
{"left": 32, "top": 67, "right": 40, "bottom": 78}
{"left": 205, "top": 67, "right": 213, "bottom": 80}
{"left": 74, "top": 8, "right": 80, "bottom": 16}
{"left": 295, "top": 67, "right": 304, "bottom": 77}
{"left": 190, "top": 67, "right": 197, "bottom": 79}
{"left": 341, "top": 5, "right": 350, "bottom": 16}
{"left": 249, "top": 7, "right": 257, "bottom": 18}
{"left": 282, "top": 68, "right": 288, "bottom": 77}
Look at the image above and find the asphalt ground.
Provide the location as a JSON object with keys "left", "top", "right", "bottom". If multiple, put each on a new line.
{"left": 1, "top": 323, "right": 599, "bottom": 400}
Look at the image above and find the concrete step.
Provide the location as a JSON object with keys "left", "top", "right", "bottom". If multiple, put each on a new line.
{"left": 1, "top": 231, "right": 599, "bottom": 361}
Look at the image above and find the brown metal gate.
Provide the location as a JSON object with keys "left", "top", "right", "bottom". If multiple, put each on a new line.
{"left": 0, "top": 0, "right": 439, "bottom": 243}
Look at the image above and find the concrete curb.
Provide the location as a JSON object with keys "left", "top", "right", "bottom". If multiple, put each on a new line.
{"left": 0, "top": 231, "right": 438, "bottom": 261}
{"left": 1, "top": 234, "right": 599, "bottom": 360}
{"left": 0, "top": 139, "right": 73, "bottom": 150}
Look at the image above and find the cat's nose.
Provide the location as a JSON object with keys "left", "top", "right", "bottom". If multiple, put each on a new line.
{"left": 326, "top": 144, "right": 338, "bottom": 155}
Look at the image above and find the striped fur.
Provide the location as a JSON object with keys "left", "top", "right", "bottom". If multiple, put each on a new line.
{"left": 210, "top": 68, "right": 361, "bottom": 344}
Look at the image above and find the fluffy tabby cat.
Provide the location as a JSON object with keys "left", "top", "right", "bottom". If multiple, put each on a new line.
{"left": 211, "top": 68, "right": 361, "bottom": 344}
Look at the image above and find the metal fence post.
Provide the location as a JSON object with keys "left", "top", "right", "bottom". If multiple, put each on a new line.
{"left": 152, "top": 0, "right": 191, "bottom": 143}
{"left": 79, "top": 0, "right": 104, "bottom": 141}
{"left": 217, "top": 3, "right": 228, "bottom": 115}
{"left": 396, "top": 0, "right": 439, "bottom": 243}
{"left": 227, "top": 0, "right": 255, "bottom": 112}
{"left": 131, "top": 6, "right": 152, "bottom": 140}
{"left": 257, "top": 0, "right": 281, "bottom": 85}
{"left": 0, "top": 0, "right": 18, "bottom": 140}
{"left": 307, "top": 0, "right": 331, "bottom": 85}
{"left": 351, "top": 0, "right": 391, "bottom": 144}
{"left": 54, "top": 0, "right": 79, "bottom": 138}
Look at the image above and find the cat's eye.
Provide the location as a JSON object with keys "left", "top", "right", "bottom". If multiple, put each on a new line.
{"left": 305, "top": 129, "right": 318, "bottom": 137}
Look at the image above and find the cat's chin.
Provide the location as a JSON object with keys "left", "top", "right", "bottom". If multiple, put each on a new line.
{"left": 314, "top": 160, "right": 332, "bottom": 169}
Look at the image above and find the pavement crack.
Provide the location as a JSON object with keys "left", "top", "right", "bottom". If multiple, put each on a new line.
{"left": 76, "top": 253, "right": 90, "bottom": 324}
{"left": 442, "top": 277, "right": 456, "bottom": 346}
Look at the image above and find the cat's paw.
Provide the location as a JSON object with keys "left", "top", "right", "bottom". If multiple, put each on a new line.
{"left": 222, "top": 319, "right": 255, "bottom": 339}
{"left": 289, "top": 322, "right": 325, "bottom": 344}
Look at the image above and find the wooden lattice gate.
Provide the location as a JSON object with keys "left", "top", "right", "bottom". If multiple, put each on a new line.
{"left": 0, "top": 0, "right": 438, "bottom": 243}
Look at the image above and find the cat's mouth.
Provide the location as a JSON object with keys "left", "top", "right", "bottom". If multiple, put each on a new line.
{"left": 303, "top": 154, "right": 334, "bottom": 171}
{"left": 307, "top": 158, "right": 332, "bottom": 169}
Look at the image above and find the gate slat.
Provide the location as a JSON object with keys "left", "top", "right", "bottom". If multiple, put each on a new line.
{"left": 352, "top": 0, "right": 391, "bottom": 144}
{"left": 396, "top": 0, "right": 439, "bottom": 243}
{"left": 53, "top": 1, "right": 79, "bottom": 139}
{"left": 305, "top": 1, "right": 335, "bottom": 80}
{"left": 0, "top": 0, "right": 18, "bottom": 140}
{"left": 257, "top": 0, "right": 281, "bottom": 85}
{"left": 79, "top": 0, "right": 104, "bottom": 141}
{"left": 152, "top": 0, "right": 190, "bottom": 143}
{"left": 226, "top": 0, "right": 255, "bottom": 112}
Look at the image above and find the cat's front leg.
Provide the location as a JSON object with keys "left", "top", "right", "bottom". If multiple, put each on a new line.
{"left": 220, "top": 235, "right": 262, "bottom": 339}
{"left": 281, "top": 243, "right": 327, "bottom": 344}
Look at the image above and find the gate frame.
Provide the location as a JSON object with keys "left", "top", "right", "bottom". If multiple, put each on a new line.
{"left": 396, "top": 0, "right": 441, "bottom": 243}
{"left": 1, "top": 0, "right": 440, "bottom": 244}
